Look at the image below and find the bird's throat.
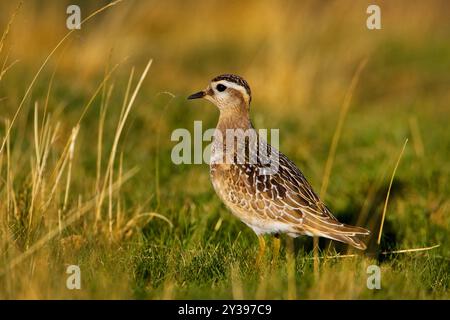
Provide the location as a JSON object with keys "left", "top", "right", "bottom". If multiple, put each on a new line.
{"left": 216, "top": 106, "right": 252, "bottom": 132}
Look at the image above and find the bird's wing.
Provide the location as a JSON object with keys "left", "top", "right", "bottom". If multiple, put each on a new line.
{"left": 218, "top": 136, "right": 369, "bottom": 243}
{"left": 223, "top": 156, "right": 335, "bottom": 224}
{"left": 276, "top": 151, "right": 337, "bottom": 220}
{"left": 250, "top": 151, "right": 369, "bottom": 236}
{"left": 220, "top": 134, "right": 334, "bottom": 221}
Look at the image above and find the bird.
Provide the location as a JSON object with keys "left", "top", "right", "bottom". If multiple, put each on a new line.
{"left": 188, "top": 74, "right": 370, "bottom": 265}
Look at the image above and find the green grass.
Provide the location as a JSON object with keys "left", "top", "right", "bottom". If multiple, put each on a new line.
{"left": 0, "top": 0, "right": 449, "bottom": 299}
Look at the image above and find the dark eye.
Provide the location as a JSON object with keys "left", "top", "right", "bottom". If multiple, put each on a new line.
{"left": 216, "top": 84, "right": 227, "bottom": 92}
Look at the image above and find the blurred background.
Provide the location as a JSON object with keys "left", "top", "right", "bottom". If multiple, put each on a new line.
{"left": 0, "top": 0, "right": 448, "bottom": 299}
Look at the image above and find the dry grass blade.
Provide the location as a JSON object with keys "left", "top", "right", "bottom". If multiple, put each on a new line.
{"left": 317, "top": 58, "right": 368, "bottom": 274}
{"left": 304, "top": 244, "right": 440, "bottom": 260}
{"left": 320, "top": 57, "right": 369, "bottom": 200}
{"left": 0, "top": 58, "right": 19, "bottom": 83}
{"left": 123, "top": 212, "right": 173, "bottom": 230}
{"left": 0, "top": 167, "right": 138, "bottom": 275}
{"left": 96, "top": 59, "right": 153, "bottom": 235}
{"left": 0, "top": 2, "right": 22, "bottom": 56}
{"left": 380, "top": 244, "right": 440, "bottom": 255}
{"left": 62, "top": 125, "right": 80, "bottom": 212}
{"left": 377, "top": 139, "right": 408, "bottom": 244}
{"left": 77, "top": 62, "right": 122, "bottom": 125}
{"left": 0, "top": 0, "right": 123, "bottom": 155}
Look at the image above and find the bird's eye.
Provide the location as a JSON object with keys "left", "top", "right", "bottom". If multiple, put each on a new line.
{"left": 216, "top": 84, "right": 227, "bottom": 92}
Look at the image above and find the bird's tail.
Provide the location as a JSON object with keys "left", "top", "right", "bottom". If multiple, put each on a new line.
{"left": 324, "top": 229, "right": 370, "bottom": 250}
{"left": 301, "top": 219, "right": 371, "bottom": 250}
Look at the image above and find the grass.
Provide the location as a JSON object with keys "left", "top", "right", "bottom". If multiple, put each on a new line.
{"left": 0, "top": 0, "right": 449, "bottom": 299}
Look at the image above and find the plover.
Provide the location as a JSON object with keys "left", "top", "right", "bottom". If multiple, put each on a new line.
{"left": 188, "top": 74, "right": 370, "bottom": 264}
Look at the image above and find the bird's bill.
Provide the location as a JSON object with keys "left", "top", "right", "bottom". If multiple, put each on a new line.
{"left": 187, "top": 90, "right": 206, "bottom": 100}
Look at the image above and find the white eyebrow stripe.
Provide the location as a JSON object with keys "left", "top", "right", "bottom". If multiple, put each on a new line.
{"left": 212, "top": 80, "right": 250, "bottom": 100}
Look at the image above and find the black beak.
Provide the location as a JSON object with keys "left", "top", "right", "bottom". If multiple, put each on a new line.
{"left": 187, "top": 91, "right": 206, "bottom": 100}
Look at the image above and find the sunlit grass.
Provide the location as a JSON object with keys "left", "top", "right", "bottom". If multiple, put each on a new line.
{"left": 0, "top": 0, "right": 448, "bottom": 299}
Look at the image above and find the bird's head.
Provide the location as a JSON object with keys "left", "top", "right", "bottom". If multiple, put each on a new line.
{"left": 188, "top": 74, "right": 252, "bottom": 111}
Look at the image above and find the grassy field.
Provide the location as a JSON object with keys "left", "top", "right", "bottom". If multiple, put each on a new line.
{"left": 0, "top": 0, "right": 449, "bottom": 299}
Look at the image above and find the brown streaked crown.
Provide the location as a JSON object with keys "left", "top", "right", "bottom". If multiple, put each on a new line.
{"left": 212, "top": 74, "right": 252, "bottom": 103}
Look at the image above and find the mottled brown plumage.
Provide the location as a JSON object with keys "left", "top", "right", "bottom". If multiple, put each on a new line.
{"left": 188, "top": 74, "right": 370, "bottom": 254}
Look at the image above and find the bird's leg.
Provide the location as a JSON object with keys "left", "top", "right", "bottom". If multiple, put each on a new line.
{"left": 256, "top": 235, "right": 266, "bottom": 267}
{"left": 271, "top": 233, "right": 281, "bottom": 266}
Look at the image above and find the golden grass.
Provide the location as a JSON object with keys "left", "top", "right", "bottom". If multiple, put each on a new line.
{"left": 0, "top": 0, "right": 123, "bottom": 155}
{"left": 0, "top": 0, "right": 448, "bottom": 299}
{"left": 0, "top": 2, "right": 161, "bottom": 280}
